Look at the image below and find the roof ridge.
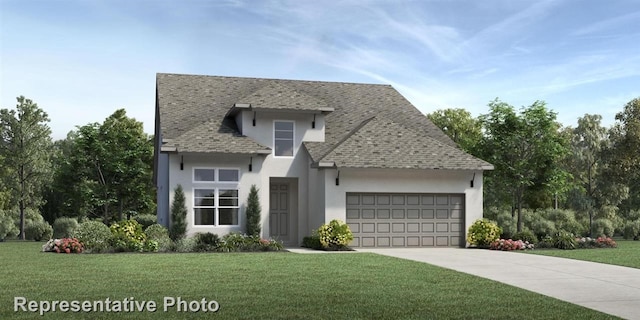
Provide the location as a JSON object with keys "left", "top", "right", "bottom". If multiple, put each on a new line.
{"left": 316, "top": 116, "right": 377, "bottom": 162}
{"left": 157, "top": 73, "right": 394, "bottom": 87}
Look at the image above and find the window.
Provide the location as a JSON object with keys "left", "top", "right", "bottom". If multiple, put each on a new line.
{"left": 193, "top": 168, "right": 239, "bottom": 183}
{"left": 274, "top": 121, "right": 294, "bottom": 157}
{"left": 194, "top": 189, "right": 239, "bottom": 226}
{"left": 192, "top": 168, "right": 240, "bottom": 226}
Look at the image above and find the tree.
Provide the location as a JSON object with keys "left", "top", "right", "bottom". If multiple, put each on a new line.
{"left": 480, "top": 99, "right": 569, "bottom": 231}
{"left": 605, "top": 97, "right": 640, "bottom": 214}
{"left": 169, "top": 185, "right": 187, "bottom": 241}
{"left": 427, "top": 108, "right": 482, "bottom": 153}
{"left": 565, "top": 114, "right": 607, "bottom": 235}
{"left": 0, "top": 96, "right": 52, "bottom": 239}
{"left": 245, "top": 185, "right": 261, "bottom": 236}
{"left": 43, "top": 109, "right": 154, "bottom": 223}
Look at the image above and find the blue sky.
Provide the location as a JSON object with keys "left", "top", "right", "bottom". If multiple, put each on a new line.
{"left": 1, "top": 0, "right": 639, "bottom": 140}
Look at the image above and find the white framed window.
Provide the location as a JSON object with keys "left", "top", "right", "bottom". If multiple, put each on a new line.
{"left": 193, "top": 188, "right": 239, "bottom": 226}
{"left": 274, "top": 121, "right": 294, "bottom": 157}
{"left": 193, "top": 168, "right": 239, "bottom": 183}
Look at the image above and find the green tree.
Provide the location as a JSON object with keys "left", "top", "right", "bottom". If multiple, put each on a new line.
{"left": 605, "top": 97, "right": 640, "bottom": 214}
{"left": 245, "top": 185, "right": 261, "bottom": 236}
{"left": 43, "top": 109, "right": 154, "bottom": 223}
{"left": 480, "top": 99, "right": 569, "bottom": 231}
{"left": 169, "top": 185, "right": 187, "bottom": 241}
{"left": 565, "top": 114, "right": 607, "bottom": 235}
{"left": 0, "top": 96, "right": 52, "bottom": 239}
{"left": 427, "top": 108, "right": 482, "bottom": 153}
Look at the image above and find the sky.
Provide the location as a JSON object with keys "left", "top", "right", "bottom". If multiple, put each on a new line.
{"left": 1, "top": 0, "right": 639, "bottom": 140}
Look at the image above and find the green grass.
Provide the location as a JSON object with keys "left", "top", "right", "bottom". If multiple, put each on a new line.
{"left": 0, "top": 242, "right": 618, "bottom": 320}
{"left": 526, "top": 239, "right": 640, "bottom": 269}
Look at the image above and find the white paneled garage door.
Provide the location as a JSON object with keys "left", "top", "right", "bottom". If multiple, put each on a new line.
{"left": 346, "top": 193, "right": 465, "bottom": 248}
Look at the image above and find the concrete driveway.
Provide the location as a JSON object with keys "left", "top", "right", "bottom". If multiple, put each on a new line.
{"left": 357, "top": 248, "right": 640, "bottom": 320}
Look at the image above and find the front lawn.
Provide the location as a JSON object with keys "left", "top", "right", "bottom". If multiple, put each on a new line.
{"left": 526, "top": 239, "right": 640, "bottom": 269}
{"left": 0, "top": 242, "right": 618, "bottom": 319}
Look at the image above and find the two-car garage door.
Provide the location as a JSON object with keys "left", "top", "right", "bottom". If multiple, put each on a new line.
{"left": 346, "top": 193, "right": 465, "bottom": 248}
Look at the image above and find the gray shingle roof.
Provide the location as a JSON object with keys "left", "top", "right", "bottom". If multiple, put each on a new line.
{"left": 156, "top": 73, "right": 492, "bottom": 170}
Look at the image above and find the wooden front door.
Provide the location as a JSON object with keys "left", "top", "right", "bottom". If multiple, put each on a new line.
{"left": 269, "top": 182, "right": 289, "bottom": 241}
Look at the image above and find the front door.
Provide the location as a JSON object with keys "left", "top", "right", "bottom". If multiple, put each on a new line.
{"left": 269, "top": 182, "right": 289, "bottom": 241}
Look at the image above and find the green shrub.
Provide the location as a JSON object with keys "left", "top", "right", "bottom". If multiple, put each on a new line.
{"left": 219, "top": 232, "right": 249, "bottom": 252}
{"left": 172, "top": 237, "right": 197, "bottom": 253}
{"left": 316, "top": 220, "right": 354, "bottom": 249}
{"left": 530, "top": 218, "right": 556, "bottom": 240}
{"left": 133, "top": 214, "right": 157, "bottom": 229}
{"left": 302, "top": 236, "right": 323, "bottom": 249}
{"left": 217, "top": 233, "right": 283, "bottom": 252}
{"left": 52, "top": 217, "right": 79, "bottom": 238}
{"left": 536, "top": 235, "right": 555, "bottom": 249}
{"left": 144, "top": 224, "right": 172, "bottom": 252}
{"left": 25, "top": 221, "right": 53, "bottom": 241}
{"left": 513, "top": 230, "right": 538, "bottom": 244}
{"left": 72, "top": 221, "right": 113, "bottom": 253}
{"left": 623, "top": 221, "right": 640, "bottom": 240}
{"left": 553, "top": 230, "right": 576, "bottom": 250}
{"left": 169, "top": 185, "right": 187, "bottom": 241}
{"left": 0, "top": 210, "right": 18, "bottom": 240}
{"left": 467, "top": 219, "right": 501, "bottom": 247}
{"left": 110, "top": 219, "right": 147, "bottom": 252}
{"left": 245, "top": 185, "right": 261, "bottom": 236}
{"left": 592, "top": 218, "right": 614, "bottom": 237}
{"left": 495, "top": 211, "right": 516, "bottom": 239}
{"left": 194, "top": 232, "right": 221, "bottom": 252}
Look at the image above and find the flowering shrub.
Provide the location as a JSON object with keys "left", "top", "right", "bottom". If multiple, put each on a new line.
{"left": 489, "top": 239, "right": 534, "bottom": 251}
{"left": 316, "top": 220, "right": 353, "bottom": 249}
{"left": 42, "top": 238, "right": 83, "bottom": 254}
{"left": 467, "top": 219, "right": 501, "bottom": 247}
{"left": 110, "top": 219, "right": 148, "bottom": 252}
{"left": 576, "top": 236, "right": 617, "bottom": 249}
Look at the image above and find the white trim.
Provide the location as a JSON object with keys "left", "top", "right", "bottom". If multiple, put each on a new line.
{"left": 273, "top": 120, "right": 295, "bottom": 158}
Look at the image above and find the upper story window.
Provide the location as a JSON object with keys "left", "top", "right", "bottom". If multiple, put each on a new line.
{"left": 274, "top": 121, "right": 294, "bottom": 157}
{"left": 193, "top": 168, "right": 239, "bottom": 183}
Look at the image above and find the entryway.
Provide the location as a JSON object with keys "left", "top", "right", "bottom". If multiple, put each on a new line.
{"left": 269, "top": 178, "right": 298, "bottom": 245}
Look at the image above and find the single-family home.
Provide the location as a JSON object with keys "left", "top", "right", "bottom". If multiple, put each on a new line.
{"left": 153, "top": 73, "right": 493, "bottom": 247}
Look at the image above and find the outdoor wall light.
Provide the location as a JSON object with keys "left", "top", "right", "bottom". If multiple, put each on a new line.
{"left": 180, "top": 155, "right": 184, "bottom": 171}
{"left": 249, "top": 157, "right": 253, "bottom": 172}
{"left": 335, "top": 170, "right": 340, "bottom": 186}
{"left": 470, "top": 172, "right": 476, "bottom": 188}
{"left": 312, "top": 114, "right": 316, "bottom": 129}
{"left": 252, "top": 111, "right": 256, "bottom": 126}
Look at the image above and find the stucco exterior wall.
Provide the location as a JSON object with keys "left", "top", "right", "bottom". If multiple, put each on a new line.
{"left": 321, "top": 168, "right": 484, "bottom": 244}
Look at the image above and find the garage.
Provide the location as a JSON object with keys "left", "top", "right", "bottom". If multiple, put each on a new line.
{"left": 346, "top": 193, "right": 465, "bottom": 248}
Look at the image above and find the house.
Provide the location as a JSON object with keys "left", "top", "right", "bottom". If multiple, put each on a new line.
{"left": 153, "top": 73, "right": 493, "bottom": 248}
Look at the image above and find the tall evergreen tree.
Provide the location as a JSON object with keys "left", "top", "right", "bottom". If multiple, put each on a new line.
{"left": 169, "top": 185, "right": 187, "bottom": 241}
{"left": 245, "top": 185, "right": 261, "bottom": 236}
{"left": 0, "top": 96, "right": 52, "bottom": 239}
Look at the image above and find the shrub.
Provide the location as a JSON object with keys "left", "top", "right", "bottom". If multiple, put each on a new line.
{"left": 72, "top": 221, "right": 112, "bottom": 253}
{"left": 52, "top": 217, "right": 79, "bottom": 239}
{"left": 536, "top": 235, "right": 555, "bottom": 249}
{"left": 302, "top": 236, "right": 323, "bottom": 249}
{"left": 467, "top": 219, "right": 501, "bottom": 247}
{"left": 592, "top": 218, "right": 614, "bottom": 237}
{"left": 245, "top": 185, "right": 261, "bottom": 236}
{"left": 576, "top": 236, "right": 617, "bottom": 249}
{"left": 194, "top": 232, "right": 221, "bottom": 252}
{"left": 169, "top": 185, "right": 187, "bottom": 241}
{"left": 144, "top": 224, "right": 172, "bottom": 252}
{"left": 489, "top": 239, "right": 534, "bottom": 251}
{"left": 0, "top": 210, "right": 18, "bottom": 240}
{"left": 553, "top": 230, "right": 576, "bottom": 250}
{"left": 171, "top": 237, "right": 197, "bottom": 253}
{"left": 43, "top": 238, "right": 84, "bottom": 254}
{"left": 133, "top": 214, "right": 157, "bottom": 230}
{"left": 25, "top": 221, "right": 53, "bottom": 241}
{"left": 495, "top": 211, "right": 516, "bottom": 239}
{"left": 110, "top": 219, "right": 147, "bottom": 252}
{"left": 623, "top": 221, "right": 640, "bottom": 240}
{"left": 530, "top": 218, "right": 556, "bottom": 240}
{"left": 217, "top": 233, "right": 284, "bottom": 252}
{"left": 513, "top": 230, "right": 538, "bottom": 244}
{"left": 316, "top": 220, "right": 354, "bottom": 249}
